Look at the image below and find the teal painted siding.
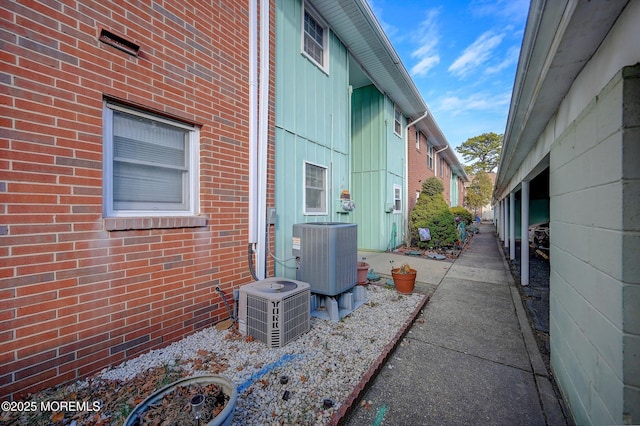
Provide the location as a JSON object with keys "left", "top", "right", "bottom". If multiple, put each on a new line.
{"left": 274, "top": 0, "right": 352, "bottom": 278}
{"left": 450, "top": 174, "right": 459, "bottom": 207}
{"left": 351, "top": 86, "right": 383, "bottom": 250}
{"left": 274, "top": 0, "right": 408, "bottom": 270}
{"left": 275, "top": 0, "right": 349, "bottom": 152}
{"left": 351, "top": 85, "right": 405, "bottom": 251}
{"left": 509, "top": 198, "right": 550, "bottom": 239}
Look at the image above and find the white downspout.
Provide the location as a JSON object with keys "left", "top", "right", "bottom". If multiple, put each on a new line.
{"left": 256, "top": 0, "right": 269, "bottom": 279}
{"left": 249, "top": 0, "right": 258, "bottom": 247}
{"left": 434, "top": 145, "right": 448, "bottom": 179}
{"left": 404, "top": 111, "right": 429, "bottom": 245}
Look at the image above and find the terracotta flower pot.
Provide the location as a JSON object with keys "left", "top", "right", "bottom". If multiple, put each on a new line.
{"left": 357, "top": 262, "right": 369, "bottom": 285}
{"left": 391, "top": 268, "right": 417, "bottom": 294}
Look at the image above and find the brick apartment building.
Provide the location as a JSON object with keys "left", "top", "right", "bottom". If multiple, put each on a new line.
{"left": 0, "top": 0, "right": 274, "bottom": 400}
{"left": 407, "top": 121, "right": 467, "bottom": 214}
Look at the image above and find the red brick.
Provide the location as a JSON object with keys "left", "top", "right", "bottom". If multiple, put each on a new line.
{"left": 16, "top": 332, "right": 77, "bottom": 360}
{"left": 15, "top": 315, "right": 76, "bottom": 339}
{"left": 1, "top": 330, "right": 59, "bottom": 357}
{"left": 1, "top": 0, "right": 263, "bottom": 401}
{"left": 56, "top": 264, "right": 108, "bottom": 280}
{"left": 0, "top": 272, "right": 56, "bottom": 291}
{"left": 7, "top": 310, "right": 57, "bottom": 330}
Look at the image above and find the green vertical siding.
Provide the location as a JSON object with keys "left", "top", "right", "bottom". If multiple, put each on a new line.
{"left": 274, "top": 0, "right": 407, "bottom": 267}
{"left": 274, "top": 0, "right": 351, "bottom": 278}
{"left": 450, "top": 174, "right": 459, "bottom": 207}
{"left": 351, "top": 85, "right": 405, "bottom": 251}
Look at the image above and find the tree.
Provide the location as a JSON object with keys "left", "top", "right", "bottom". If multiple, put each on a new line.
{"left": 456, "top": 132, "right": 502, "bottom": 174}
{"left": 465, "top": 171, "right": 493, "bottom": 216}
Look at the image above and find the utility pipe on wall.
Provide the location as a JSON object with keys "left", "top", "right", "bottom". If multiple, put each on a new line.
{"left": 248, "top": 0, "right": 269, "bottom": 280}
{"left": 248, "top": 0, "right": 258, "bottom": 274}
{"left": 256, "top": 0, "right": 270, "bottom": 279}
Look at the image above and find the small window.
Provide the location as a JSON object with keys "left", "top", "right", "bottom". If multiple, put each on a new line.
{"left": 304, "top": 162, "right": 327, "bottom": 215}
{"left": 393, "top": 185, "right": 402, "bottom": 213}
{"left": 302, "top": 5, "right": 329, "bottom": 73}
{"left": 427, "top": 143, "right": 433, "bottom": 169}
{"left": 439, "top": 157, "right": 444, "bottom": 177}
{"left": 415, "top": 128, "right": 420, "bottom": 149}
{"left": 103, "top": 101, "right": 199, "bottom": 217}
{"left": 394, "top": 106, "right": 402, "bottom": 136}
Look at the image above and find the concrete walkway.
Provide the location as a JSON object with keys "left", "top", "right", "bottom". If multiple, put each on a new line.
{"left": 344, "top": 223, "right": 569, "bottom": 425}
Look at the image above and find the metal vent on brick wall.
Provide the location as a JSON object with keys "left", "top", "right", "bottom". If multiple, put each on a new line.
{"left": 99, "top": 29, "right": 140, "bottom": 56}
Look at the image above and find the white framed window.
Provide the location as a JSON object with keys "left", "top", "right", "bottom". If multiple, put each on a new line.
{"left": 103, "top": 101, "right": 199, "bottom": 217}
{"left": 427, "top": 143, "right": 433, "bottom": 169}
{"left": 394, "top": 106, "right": 402, "bottom": 137}
{"left": 439, "top": 157, "right": 445, "bottom": 177}
{"left": 304, "top": 161, "right": 327, "bottom": 215}
{"left": 415, "top": 128, "right": 420, "bottom": 149}
{"left": 302, "top": 3, "right": 329, "bottom": 73}
{"left": 393, "top": 184, "right": 402, "bottom": 213}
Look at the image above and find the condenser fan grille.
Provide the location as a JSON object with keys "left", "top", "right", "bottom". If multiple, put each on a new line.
{"left": 240, "top": 278, "right": 310, "bottom": 348}
{"left": 255, "top": 280, "right": 298, "bottom": 293}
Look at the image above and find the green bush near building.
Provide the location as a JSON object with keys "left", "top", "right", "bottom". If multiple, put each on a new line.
{"left": 450, "top": 206, "right": 473, "bottom": 225}
{"left": 410, "top": 178, "right": 458, "bottom": 248}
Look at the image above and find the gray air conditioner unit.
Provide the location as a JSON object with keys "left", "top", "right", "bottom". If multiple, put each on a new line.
{"left": 237, "top": 278, "right": 310, "bottom": 348}
{"left": 292, "top": 222, "right": 357, "bottom": 296}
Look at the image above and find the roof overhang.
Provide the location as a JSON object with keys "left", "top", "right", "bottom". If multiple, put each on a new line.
{"left": 306, "top": 0, "right": 426, "bottom": 118}
{"left": 307, "top": 0, "right": 468, "bottom": 181}
{"left": 494, "top": 0, "right": 630, "bottom": 200}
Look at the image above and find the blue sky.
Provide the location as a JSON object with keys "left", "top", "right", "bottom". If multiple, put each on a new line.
{"left": 368, "top": 0, "right": 530, "bottom": 151}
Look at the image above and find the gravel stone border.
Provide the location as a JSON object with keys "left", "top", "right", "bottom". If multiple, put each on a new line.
{"left": 89, "top": 284, "right": 427, "bottom": 425}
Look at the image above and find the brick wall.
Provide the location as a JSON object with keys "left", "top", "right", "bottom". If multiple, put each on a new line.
{"left": 407, "top": 125, "right": 436, "bottom": 213}
{"left": 407, "top": 125, "right": 459, "bottom": 211}
{"left": 0, "top": 0, "right": 274, "bottom": 401}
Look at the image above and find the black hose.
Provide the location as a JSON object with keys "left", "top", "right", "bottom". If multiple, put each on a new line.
{"left": 248, "top": 243, "right": 259, "bottom": 281}
{"left": 215, "top": 287, "right": 235, "bottom": 322}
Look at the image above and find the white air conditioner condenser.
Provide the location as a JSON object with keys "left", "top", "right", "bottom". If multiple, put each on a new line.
{"left": 237, "top": 278, "right": 310, "bottom": 348}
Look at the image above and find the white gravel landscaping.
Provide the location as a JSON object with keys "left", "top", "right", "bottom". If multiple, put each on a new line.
{"left": 97, "top": 284, "right": 425, "bottom": 425}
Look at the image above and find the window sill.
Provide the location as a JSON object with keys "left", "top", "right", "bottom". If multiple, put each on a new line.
{"left": 104, "top": 216, "right": 207, "bottom": 231}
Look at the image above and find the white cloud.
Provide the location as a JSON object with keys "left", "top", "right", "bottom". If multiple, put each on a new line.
{"left": 411, "top": 56, "right": 440, "bottom": 77}
{"left": 408, "top": 8, "right": 441, "bottom": 77}
{"left": 448, "top": 31, "right": 504, "bottom": 79}
{"left": 485, "top": 45, "right": 520, "bottom": 75}
{"left": 437, "top": 91, "right": 512, "bottom": 115}
{"left": 471, "top": 0, "right": 530, "bottom": 21}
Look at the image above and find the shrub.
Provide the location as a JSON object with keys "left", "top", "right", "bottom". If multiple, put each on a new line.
{"left": 420, "top": 177, "right": 444, "bottom": 197}
{"left": 450, "top": 206, "right": 473, "bottom": 225}
{"left": 410, "top": 192, "right": 458, "bottom": 248}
